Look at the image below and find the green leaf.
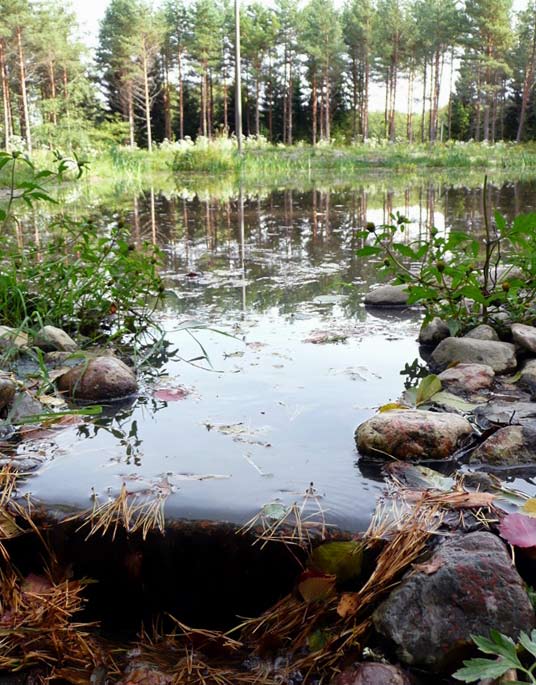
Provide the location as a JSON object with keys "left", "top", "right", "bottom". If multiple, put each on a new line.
{"left": 476, "top": 630, "right": 519, "bottom": 662}
{"left": 460, "top": 285, "right": 486, "bottom": 304}
{"left": 494, "top": 211, "right": 507, "bottom": 232}
{"left": 309, "top": 541, "right": 363, "bottom": 583}
{"left": 452, "top": 658, "right": 515, "bottom": 682}
{"left": 356, "top": 246, "right": 382, "bottom": 257}
{"left": 431, "top": 391, "right": 482, "bottom": 412}
{"left": 415, "top": 374, "right": 442, "bottom": 406}
{"left": 392, "top": 244, "right": 418, "bottom": 259}
{"left": 518, "top": 630, "right": 536, "bottom": 660}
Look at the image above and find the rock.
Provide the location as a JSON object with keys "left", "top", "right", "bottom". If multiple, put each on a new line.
{"left": 33, "top": 325, "right": 77, "bottom": 352}
{"left": 364, "top": 284, "right": 409, "bottom": 307}
{"left": 56, "top": 356, "right": 138, "bottom": 401}
{"left": 464, "top": 324, "right": 499, "bottom": 341}
{"left": 44, "top": 351, "right": 81, "bottom": 367}
{"left": 474, "top": 401, "right": 536, "bottom": 429}
{"left": 438, "top": 363, "right": 495, "bottom": 394}
{"left": 333, "top": 663, "right": 410, "bottom": 685}
{"left": 355, "top": 410, "right": 473, "bottom": 460}
{"left": 512, "top": 323, "right": 536, "bottom": 354}
{"left": 520, "top": 359, "right": 536, "bottom": 397}
{"left": 470, "top": 423, "right": 536, "bottom": 466}
{"left": 0, "top": 326, "right": 28, "bottom": 352}
{"left": 418, "top": 317, "right": 450, "bottom": 347}
{"left": 0, "top": 374, "right": 16, "bottom": 412}
{"left": 8, "top": 391, "right": 44, "bottom": 423}
{"left": 373, "top": 532, "right": 535, "bottom": 672}
{"left": 431, "top": 338, "right": 516, "bottom": 374}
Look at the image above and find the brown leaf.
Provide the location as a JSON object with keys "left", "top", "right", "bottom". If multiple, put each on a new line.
{"left": 413, "top": 558, "right": 444, "bottom": 575}
{"left": 336, "top": 592, "right": 360, "bottom": 618}
{"left": 297, "top": 571, "right": 336, "bottom": 603}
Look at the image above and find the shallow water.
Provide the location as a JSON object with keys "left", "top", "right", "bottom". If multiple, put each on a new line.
{"left": 17, "top": 176, "right": 536, "bottom": 531}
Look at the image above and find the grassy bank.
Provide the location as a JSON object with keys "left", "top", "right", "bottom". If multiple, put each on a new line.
{"left": 89, "top": 139, "right": 536, "bottom": 182}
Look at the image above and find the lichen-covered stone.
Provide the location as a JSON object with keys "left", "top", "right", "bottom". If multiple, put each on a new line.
{"left": 431, "top": 338, "right": 516, "bottom": 374}
{"left": 355, "top": 410, "right": 473, "bottom": 460}
{"left": 333, "top": 663, "right": 410, "bottom": 685}
{"left": 470, "top": 424, "right": 536, "bottom": 466}
{"left": 438, "top": 363, "right": 495, "bottom": 394}
{"left": 0, "top": 326, "right": 28, "bottom": 352}
{"left": 373, "top": 532, "right": 535, "bottom": 672}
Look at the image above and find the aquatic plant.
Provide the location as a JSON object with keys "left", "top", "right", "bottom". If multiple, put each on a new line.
{"left": 0, "top": 151, "right": 164, "bottom": 342}
{"left": 357, "top": 178, "right": 536, "bottom": 334}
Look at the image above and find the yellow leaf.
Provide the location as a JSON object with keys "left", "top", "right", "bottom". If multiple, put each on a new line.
{"left": 522, "top": 498, "right": 536, "bottom": 518}
{"left": 378, "top": 402, "right": 407, "bottom": 413}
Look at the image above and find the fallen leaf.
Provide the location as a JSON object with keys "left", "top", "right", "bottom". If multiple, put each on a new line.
{"left": 337, "top": 592, "right": 360, "bottom": 618}
{"left": 500, "top": 513, "right": 536, "bottom": 548}
{"left": 378, "top": 402, "right": 407, "bottom": 412}
{"left": 153, "top": 387, "right": 190, "bottom": 401}
{"left": 416, "top": 374, "right": 442, "bottom": 406}
{"left": 297, "top": 570, "right": 336, "bottom": 603}
{"left": 522, "top": 499, "right": 536, "bottom": 518}
{"left": 413, "top": 558, "right": 444, "bottom": 575}
{"left": 430, "top": 390, "right": 482, "bottom": 412}
{"left": 310, "top": 541, "right": 363, "bottom": 583}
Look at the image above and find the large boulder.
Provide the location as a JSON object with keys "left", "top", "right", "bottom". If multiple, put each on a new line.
{"left": 431, "top": 338, "right": 516, "bottom": 374}
{"left": 355, "top": 410, "right": 473, "bottom": 460}
{"left": 364, "top": 284, "right": 409, "bottom": 307}
{"left": 470, "top": 424, "right": 536, "bottom": 466}
{"left": 437, "top": 363, "right": 495, "bottom": 394}
{"left": 464, "top": 324, "right": 499, "bottom": 341}
{"left": 56, "top": 356, "right": 138, "bottom": 401}
{"left": 333, "top": 663, "right": 410, "bottom": 685}
{"left": 33, "top": 325, "right": 77, "bottom": 352}
{"left": 0, "top": 326, "right": 28, "bottom": 352}
{"left": 512, "top": 323, "right": 536, "bottom": 354}
{"left": 418, "top": 317, "right": 450, "bottom": 347}
{"left": 373, "top": 532, "right": 535, "bottom": 672}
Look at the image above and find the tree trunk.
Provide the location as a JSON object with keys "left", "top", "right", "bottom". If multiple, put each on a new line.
{"left": 363, "top": 49, "right": 369, "bottom": 140}
{"left": 223, "top": 82, "right": 228, "bottom": 133}
{"left": 16, "top": 26, "right": 31, "bottom": 154}
{"left": 127, "top": 81, "right": 135, "bottom": 148}
{"left": 351, "top": 52, "right": 358, "bottom": 140}
{"left": 178, "top": 49, "right": 184, "bottom": 139}
{"left": 421, "top": 59, "right": 427, "bottom": 142}
{"left": 287, "top": 60, "right": 293, "bottom": 145}
{"left": 0, "top": 40, "right": 11, "bottom": 150}
{"left": 255, "top": 74, "right": 260, "bottom": 136}
{"left": 48, "top": 60, "right": 57, "bottom": 126}
{"left": 407, "top": 65, "right": 414, "bottom": 142}
{"left": 517, "top": 11, "right": 536, "bottom": 143}
{"left": 163, "top": 55, "right": 172, "bottom": 141}
{"left": 312, "top": 73, "right": 317, "bottom": 145}
{"left": 447, "top": 48, "right": 455, "bottom": 140}
{"left": 325, "top": 66, "right": 330, "bottom": 141}
{"left": 142, "top": 45, "right": 152, "bottom": 151}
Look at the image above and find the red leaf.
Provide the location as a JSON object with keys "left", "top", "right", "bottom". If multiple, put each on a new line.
{"left": 153, "top": 387, "right": 190, "bottom": 402}
{"left": 499, "top": 513, "right": 536, "bottom": 548}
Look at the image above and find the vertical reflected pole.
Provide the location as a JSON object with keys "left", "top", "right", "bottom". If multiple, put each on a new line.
{"left": 150, "top": 187, "right": 157, "bottom": 245}
{"left": 238, "top": 185, "right": 246, "bottom": 314}
{"left": 235, "top": 0, "right": 243, "bottom": 155}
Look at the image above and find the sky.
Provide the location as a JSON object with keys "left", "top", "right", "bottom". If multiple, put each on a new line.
{"left": 72, "top": 0, "right": 531, "bottom": 114}
{"left": 73, "top": 0, "right": 531, "bottom": 49}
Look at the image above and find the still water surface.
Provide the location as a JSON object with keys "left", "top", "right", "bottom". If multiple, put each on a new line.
{"left": 20, "top": 176, "right": 536, "bottom": 531}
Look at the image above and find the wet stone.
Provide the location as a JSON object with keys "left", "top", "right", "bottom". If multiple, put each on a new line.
{"left": 464, "top": 324, "right": 499, "bottom": 341}
{"left": 430, "top": 337, "right": 516, "bottom": 374}
{"left": 437, "top": 363, "right": 495, "bottom": 394}
{"left": 0, "top": 374, "right": 16, "bottom": 412}
{"left": 355, "top": 410, "right": 473, "bottom": 460}
{"left": 364, "top": 284, "right": 409, "bottom": 307}
{"left": 473, "top": 401, "right": 536, "bottom": 429}
{"left": 470, "top": 423, "right": 536, "bottom": 466}
{"left": 8, "top": 392, "right": 44, "bottom": 423}
{"left": 56, "top": 356, "right": 138, "bottom": 401}
{"left": 520, "top": 359, "right": 536, "bottom": 397}
{"left": 0, "top": 326, "right": 28, "bottom": 352}
{"left": 373, "top": 532, "right": 535, "bottom": 672}
{"left": 33, "top": 325, "right": 77, "bottom": 352}
{"left": 418, "top": 317, "right": 450, "bottom": 347}
{"left": 512, "top": 323, "right": 536, "bottom": 354}
{"left": 333, "top": 663, "right": 410, "bottom": 685}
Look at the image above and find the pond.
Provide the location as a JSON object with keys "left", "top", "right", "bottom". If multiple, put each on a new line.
{"left": 16, "top": 173, "right": 536, "bottom": 533}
